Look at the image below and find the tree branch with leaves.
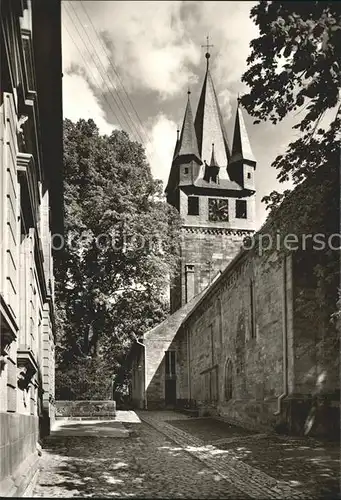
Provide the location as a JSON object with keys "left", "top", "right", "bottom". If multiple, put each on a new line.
{"left": 241, "top": 1, "right": 340, "bottom": 199}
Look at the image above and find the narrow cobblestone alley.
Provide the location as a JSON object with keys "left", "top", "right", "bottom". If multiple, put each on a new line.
{"left": 33, "top": 412, "right": 340, "bottom": 499}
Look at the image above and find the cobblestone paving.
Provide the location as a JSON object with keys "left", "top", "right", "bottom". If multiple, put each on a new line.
{"left": 139, "top": 412, "right": 340, "bottom": 500}
{"left": 33, "top": 420, "right": 247, "bottom": 498}
{"left": 170, "top": 417, "right": 340, "bottom": 497}
{"left": 168, "top": 417, "right": 255, "bottom": 442}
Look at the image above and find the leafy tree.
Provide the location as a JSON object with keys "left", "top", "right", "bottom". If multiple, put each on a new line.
{"left": 55, "top": 119, "right": 181, "bottom": 399}
{"left": 240, "top": 0, "right": 340, "bottom": 339}
{"left": 241, "top": 0, "right": 340, "bottom": 206}
{"left": 241, "top": 3, "right": 340, "bottom": 430}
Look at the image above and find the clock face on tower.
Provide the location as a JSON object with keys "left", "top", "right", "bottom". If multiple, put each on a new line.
{"left": 208, "top": 198, "right": 229, "bottom": 222}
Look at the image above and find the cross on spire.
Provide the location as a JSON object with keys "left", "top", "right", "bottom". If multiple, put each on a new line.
{"left": 201, "top": 35, "right": 214, "bottom": 67}
{"left": 202, "top": 35, "right": 214, "bottom": 53}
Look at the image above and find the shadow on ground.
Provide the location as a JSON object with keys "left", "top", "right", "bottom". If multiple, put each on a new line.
{"left": 34, "top": 420, "right": 245, "bottom": 499}
{"left": 167, "top": 418, "right": 340, "bottom": 499}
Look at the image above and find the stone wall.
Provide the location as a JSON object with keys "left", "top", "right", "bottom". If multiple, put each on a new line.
{"left": 55, "top": 400, "right": 116, "bottom": 419}
{"left": 138, "top": 291, "right": 206, "bottom": 410}
{"left": 0, "top": 413, "right": 39, "bottom": 497}
{"left": 145, "top": 335, "right": 177, "bottom": 409}
{"left": 171, "top": 226, "right": 253, "bottom": 313}
{"left": 170, "top": 186, "right": 256, "bottom": 313}
{"left": 173, "top": 165, "right": 339, "bottom": 436}
{"left": 178, "top": 247, "right": 288, "bottom": 430}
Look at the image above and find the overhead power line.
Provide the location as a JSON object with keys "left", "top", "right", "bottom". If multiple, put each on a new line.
{"left": 63, "top": 3, "right": 155, "bottom": 168}
{"left": 79, "top": 1, "right": 154, "bottom": 151}
{"left": 67, "top": 1, "right": 148, "bottom": 150}
{"left": 64, "top": 3, "right": 137, "bottom": 140}
{"left": 62, "top": 17, "right": 123, "bottom": 131}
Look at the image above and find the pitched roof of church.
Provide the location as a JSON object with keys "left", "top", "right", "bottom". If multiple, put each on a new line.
{"left": 144, "top": 272, "right": 222, "bottom": 341}
{"left": 194, "top": 177, "right": 242, "bottom": 191}
{"left": 175, "top": 92, "right": 200, "bottom": 161}
{"left": 166, "top": 49, "right": 256, "bottom": 196}
{"left": 194, "top": 61, "right": 231, "bottom": 175}
{"left": 230, "top": 102, "right": 256, "bottom": 164}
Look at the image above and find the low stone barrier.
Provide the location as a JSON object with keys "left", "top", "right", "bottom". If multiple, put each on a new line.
{"left": 55, "top": 400, "right": 116, "bottom": 420}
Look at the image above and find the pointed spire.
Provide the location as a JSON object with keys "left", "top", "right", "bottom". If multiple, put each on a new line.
{"left": 203, "top": 142, "right": 220, "bottom": 183}
{"left": 176, "top": 91, "right": 200, "bottom": 161}
{"left": 210, "top": 143, "right": 218, "bottom": 167}
{"left": 194, "top": 53, "right": 230, "bottom": 179}
{"left": 231, "top": 99, "right": 256, "bottom": 164}
{"left": 172, "top": 127, "right": 180, "bottom": 159}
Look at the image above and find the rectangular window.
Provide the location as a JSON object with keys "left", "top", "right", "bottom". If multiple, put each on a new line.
{"left": 185, "top": 264, "right": 195, "bottom": 302}
{"left": 188, "top": 196, "right": 199, "bottom": 215}
{"left": 22, "top": 34, "right": 35, "bottom": 91}
{"left": 236, "top": 199, "right": 247, "bottom": 219}
{"left": 184, "top": 167, "right": 189, "bottom": 174}
{"left": 165, "top": 351, "right": 176, "bottom": 377}
{"left": 250, "top": 279, "right": 256, "bottom": 338}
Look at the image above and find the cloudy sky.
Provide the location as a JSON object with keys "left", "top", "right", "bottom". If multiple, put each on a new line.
{"left": 61, "top": 0, "right": 297, "bottom": 228}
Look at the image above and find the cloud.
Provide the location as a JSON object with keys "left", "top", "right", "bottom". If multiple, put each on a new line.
{"left": 146, "top": 114, "right": 178, "bottom": 188}
{"left": 62, "top": 73, "right": 115, "bottom": 135}
{"left": 217, "top": 88, "right": 233, "bottom": 122}
{"left": 195, "top": 1, "right": 259, "bottom": 85}
{"left": 61, "top": 0, "right": 298, "bottom": 230}
{"left": 63, "top": 1, "right": 201, "bottom": 98}
{"left": 62, "top": 2, "right": 114, "bottom": 90}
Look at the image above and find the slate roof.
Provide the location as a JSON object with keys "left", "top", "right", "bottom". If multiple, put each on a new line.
{"left": 144, "top": 273, "right": 221, "bottom": 341}
{"left": 175, "top": 93, "right": 201, "bottom": 162}
{"left": 194, "top": 69, "right": 231, "bottom": 176}
{"left": 230, "top": 103, "right": 256, "bottom": 164}
{"left": 210, "top": 143, "right": 219, "bottom": 167}
{"left": 194, "top": 177, "right": 243, "bottom": 191}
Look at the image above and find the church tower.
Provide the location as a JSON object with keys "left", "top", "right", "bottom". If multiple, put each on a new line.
{"left": 166, "top": 47, "right": 257, "bottom": 313}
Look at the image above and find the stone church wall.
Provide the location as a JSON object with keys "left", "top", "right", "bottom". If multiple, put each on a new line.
{"left": 176, "top": 165, "right": 339, "bottom": 435}
{"left": 180, "top": 247, "right": 288, "bottom": 429}
{"left": 145, "top": 330, "right": 180, "bottom": 409}
{"left": 172, "top": 227, "right": 252, "bottom": 313}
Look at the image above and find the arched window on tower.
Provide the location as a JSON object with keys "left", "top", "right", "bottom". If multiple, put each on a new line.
{"left": 225, "top": 359, "right": 233, "bottom": 401}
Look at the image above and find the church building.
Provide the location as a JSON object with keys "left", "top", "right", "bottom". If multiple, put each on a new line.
{"left": 129, "top": 47, "right": 339, "bottom": 438}
{"left": 166, "top": 49, "right": 256, "bottom": 314}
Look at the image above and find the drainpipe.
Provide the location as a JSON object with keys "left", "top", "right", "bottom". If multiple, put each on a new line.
{"left": 187, "top": 328, "right": 191, "bottom": 404}
{"left": 218, "top": 296, "right": 223, "bottom": 407}
{"left": 274, "top": 255, "right": 288, "bottom": 416}
{"left": 136, "top": 339, "right": 147, "bottom": 410}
